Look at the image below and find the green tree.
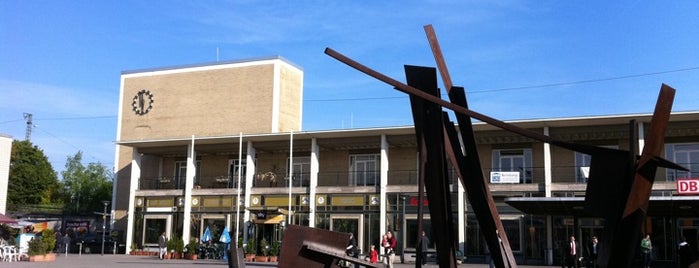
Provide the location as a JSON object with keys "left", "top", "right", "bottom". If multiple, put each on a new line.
{"left": 60, "top": 151, "right": 113, "bottom": 214}
{"left": 8, "top": 140, "right": 60, "bottom": 208}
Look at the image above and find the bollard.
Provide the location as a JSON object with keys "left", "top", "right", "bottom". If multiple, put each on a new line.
{"left": 79, "top": 242, "right": 82, "bottom": 256}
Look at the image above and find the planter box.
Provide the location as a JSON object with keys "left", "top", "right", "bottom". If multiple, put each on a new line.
{"left": 44, "top": 253, "right": 56, "bottom": 261}
{"left": 29, "top": 255, "right": 45, "bottom": 262}
{"left": 255, "top": 255, "right": 269, "bottom": 262}
{"left": 245, "top": 254, "right": 256, "bottom": 262}
{"left": 269, "top": 256, "right": 278, "bottom": 262}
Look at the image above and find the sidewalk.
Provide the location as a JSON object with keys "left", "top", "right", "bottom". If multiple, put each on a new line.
{"left": 6, "top": 254, "right": 558, "bottom": 268}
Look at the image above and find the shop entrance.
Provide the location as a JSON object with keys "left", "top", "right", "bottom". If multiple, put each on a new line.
{"left": 331, "top": 215, "right": 363, "bottom": 253}
{"left": 142, "top": 215, "right": 171, "bottom": 247}
{"left": 679, "top": 224, "right": 699, "bottom": 257}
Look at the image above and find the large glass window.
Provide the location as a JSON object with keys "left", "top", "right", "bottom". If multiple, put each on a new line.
{"left": 288, "top": 156, "right": 311, "bottom": 187}
{"left": 492, "top": 149, "right": 532, "bottom": 183}
{"left": 350, "top": 154, "right": 380, "bottom": 186}
{"left": 666, "top": 143, "right": 699, "bottom": 181}
{"left": 501, "top": 216, "right": 521, "bottom": 252}
{"left": 229, "top": 159, "right": 246, "bottom": 188}
{"left": 175, "top": 160, "right": 201, "bottom": 188}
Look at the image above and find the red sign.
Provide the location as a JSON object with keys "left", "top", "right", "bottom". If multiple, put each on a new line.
{"left": 677, "top": 179, "right": 699, "bottom": 195}
{"left": 409, "top": 197, "right": 429, "bottom": 206}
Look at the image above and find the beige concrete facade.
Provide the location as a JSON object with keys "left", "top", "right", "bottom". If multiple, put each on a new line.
{"left": 112, "top": 56, "right": 699, "bottom": 265}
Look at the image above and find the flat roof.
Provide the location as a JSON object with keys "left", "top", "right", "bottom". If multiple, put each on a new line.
{"left": 121, "top": 55, "right": 302, "bottom": 75}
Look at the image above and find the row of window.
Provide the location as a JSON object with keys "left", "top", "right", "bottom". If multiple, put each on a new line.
{"left": 139, "top": 144, "right": 698, "bottom": 190}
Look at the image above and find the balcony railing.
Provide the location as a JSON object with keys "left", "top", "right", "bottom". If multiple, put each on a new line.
{"left": 317, "top": 171, "right": 379, "bottom": 187}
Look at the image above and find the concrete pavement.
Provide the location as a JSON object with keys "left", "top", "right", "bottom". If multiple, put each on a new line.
{"left": 7, "top": 254, "right": 558, "bottom": 268}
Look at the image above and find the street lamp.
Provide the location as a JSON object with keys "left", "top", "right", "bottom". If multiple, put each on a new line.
{"left": 101, "top": 201, "right": 110, "bottom": 256}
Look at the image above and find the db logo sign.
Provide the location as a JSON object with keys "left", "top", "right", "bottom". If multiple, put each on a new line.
{"left": 677, "top": 179, "right": 699, "bottom": 195}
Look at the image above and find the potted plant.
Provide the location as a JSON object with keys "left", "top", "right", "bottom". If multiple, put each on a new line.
{"left": 28, "top": 236, "right": 47, "bottom": 262}
{"left": 173, "top": 237, "right": 185, "bottom": 259}
{"left": 165, "top": 238, "right": 175, "bottom": 259}
{"left": 244, "top": 238, "right": 256, "bottom": 261}
{"left": 186, "top": 238, "right": 198, "bottom": 260}
{"left": 269, "top": 240, "right": 280, "bottom": 262}
{"left": 255, "top": 238, "right": 269, "bottom": 262}
{"left": 41, "top": 229, "right": 57, "bottom": 261}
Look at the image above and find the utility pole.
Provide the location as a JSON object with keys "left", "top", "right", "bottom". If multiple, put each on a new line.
{"left": 23, "top": 113, "right": 33, "bottom": 141}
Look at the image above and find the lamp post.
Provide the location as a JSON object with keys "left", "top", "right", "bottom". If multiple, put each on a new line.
{"left": 101, "top": 201, "right": 110, "bottom": 256}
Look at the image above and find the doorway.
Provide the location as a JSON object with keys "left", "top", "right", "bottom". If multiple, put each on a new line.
{"left": 331, "top": 215, "right": 363, "bottom": 253}
{"left": 143, "top": 215, "right": 171, "bottom": 247}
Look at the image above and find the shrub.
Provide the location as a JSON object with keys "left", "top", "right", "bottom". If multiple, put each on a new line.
{"left": 173, "top": 237, "right": 185, "bottom": 253}
{"left": 186, "top": 238, "right": 197, "bottom": 254}
{"left": 259, "top": 238, "right": 269, "bottom": 256}
{"left": 28, "top": 236, "right": 47, "bottom": 256}
{"left": 270, "top": 240, "right": 281, "bottom": 256}
{"left": 42, "top": 229, "right": 56, "bottom": 252}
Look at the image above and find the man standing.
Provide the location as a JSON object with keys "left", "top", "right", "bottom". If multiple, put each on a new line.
{"left": 382, "top": 231, "right": 397, "bottom": 268}
{"left": 564, "top": 235, "right": 579, "bottom": 268}
{"left": 587, "top": 236, "right": 599, "bottom": 268}
{"left": 418, "top": 230, "right": 429, "bottom": 266}
{"left": 158, "top": 232, "right": 168, "bottom": 260}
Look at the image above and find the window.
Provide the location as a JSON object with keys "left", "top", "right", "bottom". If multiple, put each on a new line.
{"left": 175, "top": 160, "right": 201, "bottom": 188}
{"left": 229, "top": 159, "right": 246, "bottom": 187}
{"left": 288, "top": 157, "right": 311, "bottom": 187}
{"left": 349, "top": 154, "right": 380, "bottom": 186}
{"left": 665, "top": 143, "right": 699, "bottom": 181}
{"left": 492, "top": 149, "right": 532, "bottom": 183}
{"left": 501, "top": 216, "right": 522, "bottom": 252}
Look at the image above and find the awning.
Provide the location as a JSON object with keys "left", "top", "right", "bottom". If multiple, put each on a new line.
{"left": 505, "top": 196, "right": 699, "bottom": 217}
{"left": 0, "top": 213, "right": 17, "bottom": 224}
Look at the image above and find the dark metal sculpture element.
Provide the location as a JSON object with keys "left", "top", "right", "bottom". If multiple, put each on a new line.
{"left": 324, "top": 25, "right": 685, "bottom": 268}
{"left": 276, "top": 225, "right": 382, "bottom": 268}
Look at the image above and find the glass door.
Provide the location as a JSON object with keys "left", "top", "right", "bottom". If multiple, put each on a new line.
{"left": 143, "top": 215, "right": 171, "bottom": 247}
{"left": 331, "top": 215, "right": 363, "bottom": 253}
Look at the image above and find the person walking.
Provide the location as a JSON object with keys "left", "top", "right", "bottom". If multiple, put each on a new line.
{"left": 586, "top": 236, "right": 599, "bottom": 268}
{"left": 641, "top": 234, "right": 653, "bottom": 268}
{"left": 382, "top": 231, "right": 397, "bottom": 268}
{"left": 564, "top": 235, "right": 579, "bottom": 268}
{"left": 417, "top": 230, "right": 429, "bottom": 265}
{"left": 346, "top": 233, "right": 359, "bottom": 268}
{"left": 678, "top": 236, "right": 696, "bottom": 268}
{"left": 158, "top": 232, "right": 168, "bottom": 260}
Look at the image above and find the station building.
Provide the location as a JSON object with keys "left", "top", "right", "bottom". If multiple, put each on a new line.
{"left": 112, "top": 56, "right": 699, "bottom": 265}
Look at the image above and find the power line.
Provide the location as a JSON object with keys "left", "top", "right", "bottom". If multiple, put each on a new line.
{"left": 305, "top": 66, "right": 699, "bottom": 102}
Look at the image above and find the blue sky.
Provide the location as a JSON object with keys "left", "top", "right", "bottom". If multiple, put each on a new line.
{"left": 2, "top": 1, "right": 699, "bottom": 177}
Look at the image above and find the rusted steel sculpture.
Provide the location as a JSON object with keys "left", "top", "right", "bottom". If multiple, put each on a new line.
{"left": 324, "top": 25, "right": 685, "bottom": 268}
{"left": 276, "top": 225, "right": 382, "bottom": 268}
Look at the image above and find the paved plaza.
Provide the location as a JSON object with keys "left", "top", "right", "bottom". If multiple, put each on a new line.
{"left": 6, "top": 254, "right": 559, "bottom": 268}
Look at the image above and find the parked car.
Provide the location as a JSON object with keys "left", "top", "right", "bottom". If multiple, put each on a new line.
{"left": 70, "top": 233, "right": 125, "bottom": 254}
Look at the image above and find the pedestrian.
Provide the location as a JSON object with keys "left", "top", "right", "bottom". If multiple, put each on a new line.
{"left": 158, "top": 232, "right": 168, "bottom": 260}
{"left": 346, "top": 233, "right": 359, "bottom": 268}
{"left": 382, "top": 231, "right": 397, "bottom": 268}
{"left": 586, "top": 236, "right": 599, "bottom": 268}
{"left": 369, "top": 244, "right": 378, "bottom": 263}
{"left": 564, "top": 235, "right": 579, "bottom": 268}
{"left": 418, "top": 230, "right": 429, "bottom": 265}
{"left": 678, "top": 236, "right": 696, "bottom": 268}
{"left": 641, "top": 234, "right": 652, "bottom": 268}
{"left": 62, "top": 233, "right": 71, "bottom": 254}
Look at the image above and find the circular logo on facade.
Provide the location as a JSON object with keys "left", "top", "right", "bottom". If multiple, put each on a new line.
{"left": 252, "top": 197, "right": 260, "bottom": 205}
{"left": 136, "top": 198, "right": 143, "bottom": 206}
{"left": 317, "top": 196, "right": 325, "bottom": 205}
{"left": 132, "top": 89, "right": 154, "bottom": 115}
{"left": 192, "top": 198, "right": 199, "bottom": 206}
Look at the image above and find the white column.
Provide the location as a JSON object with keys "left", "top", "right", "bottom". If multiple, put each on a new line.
{"left": 243, "top": 141, "right": 256, "bottom": 243}
{"left": 379, "top": 135, "right": 389, "bottom": 241}
{"left": 543, "top": 127, "right": 552, "bottom": 197}
{"left": 638, "top": 121, "right": 646, "bottom": 153}
{"left": 235, "top": 132, "right": 243, "bottom": 244}
{"left": 546, "top": 216, "right": 553, "bottom": 265}
{"left": 125, "top": 148, "right": 142, "bottom": 254}
{"left": 182, "top": 135, "right": 196, "bottom": 243}
{"left": 288, "top": 130, "right": 294, "bottom": 225}
{"left": 309, "top": 138, "right": 320, "bottom": 228}
{"left": 457, "top": 183, "right": 466, "bottom": 253}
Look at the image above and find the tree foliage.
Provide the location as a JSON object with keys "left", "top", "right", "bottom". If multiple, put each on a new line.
{"left": 8, "top": 140, "right": 60, "bottom": 207}
{"left": 60, "top": 151, "right": 113, "bottom": 214}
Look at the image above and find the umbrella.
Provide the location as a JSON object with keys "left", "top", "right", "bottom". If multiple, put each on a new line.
{"left": 219, "top": 226, "right": 231, "bottom": 243}
{"left": 0, "top": 213, "right": 17, "bottom": 224}
{"left": 202, "top": 226, "right": 212, "bottom": 243}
